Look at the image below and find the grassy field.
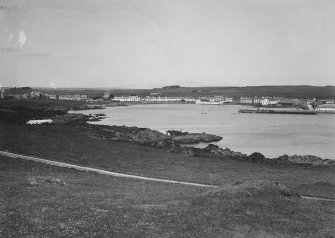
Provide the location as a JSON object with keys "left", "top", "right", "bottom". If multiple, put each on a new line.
{"left": 1, "top": 155, "right": 334, "bottom": 237}
{"left": 0, "top": 120, "right": 335, "bottom": 237}
{"left": 1, "top": 122, "right": 334, "bottom": 197}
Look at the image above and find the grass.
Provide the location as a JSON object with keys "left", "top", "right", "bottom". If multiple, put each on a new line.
{"left": 1, "top": 120, "right": 335, "bottom": 237}
{"left": 0, "top": 156, "right": 206, "bottom": 237}
{"left": 1, "top": 156, "right": 334, "bottom": 238}
{"left": 0, "top": 122, "right": 334, "bottom": 198}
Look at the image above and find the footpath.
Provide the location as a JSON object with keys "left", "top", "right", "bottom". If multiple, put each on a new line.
{"left": 0, "top": 150, "right": 217, "bottom": 188}
{"left": 1, "top": 150, "right": 334, "bottom": 202}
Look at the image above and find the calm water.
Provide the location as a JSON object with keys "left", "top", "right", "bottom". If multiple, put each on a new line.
{"left": 74, "top": 104, "right": 335, "bottom": 159}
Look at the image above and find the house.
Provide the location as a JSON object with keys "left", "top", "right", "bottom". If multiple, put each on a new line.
{"left": 279, "top": 98, "right": 301, "bottom": 106}
{"left": 103, "top": 91, "right": 111, "bottom": 99}
{"left": 319, "top": 99, "right": 335, "bottom": 104}
{"left": 305, "top": 99, "right": 315, "bottom": 105}
{"left": 113, "top": 95, "right": 141, "bottom": 102}
{"left": 261, "top": 98, "right": 270, "bottom": 106}
{"left": 225, "top": 97, "right": 233, "bottom": 103}
{"left": 0, "top": 88, "right": 5, "bottom": 99}
{"left": 211, "top": 96, "right": 233, "bottom": 103}
{"left": 254, "top": 97, "right": 280, "bottom": 106}
{"left": 240, "top": 97, "right": 253, "bottom": 104}
{"left": 268, "top": 98, "right": 280, "bottom": 105}
{"left": 253, "top": 97, "right": 262, "bottom": 104}
{"left": 184, "top": 97, "right": 196, "bottom": 103}
{"left": 315, "top": 104, "right": 335, "bottom": 112}
{"left": 48, "top": 94, "right": 58, "bottom": 100}
{"left": 58, "top": 95, "right": 70, "bottom": 100}
{"left": 58, "top": 94, "right": 87, "bottom": 101}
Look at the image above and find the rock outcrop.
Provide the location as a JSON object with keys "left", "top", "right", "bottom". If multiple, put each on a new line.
{"left": 171, "top": 132, "right": 223, "bottom": 144}
{"left": 51, "top": 113, "right": 90, "bottom": 125}
{"left": 87, "top": 124, "right": 335, "bottom": 168}
{"left": 274, "top": 154, "right": 335, "bottom": 167}
{"left": 177, "top": 144, "right": 247, "bottom": 160}
{"left": 90, "top": 126, "right": 222, "bottom": 147}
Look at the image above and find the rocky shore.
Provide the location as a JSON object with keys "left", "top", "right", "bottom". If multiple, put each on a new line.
{"left": 178, "top": 145, "right": 335, "bottom": 168}
{"left": 167, "top": 130, "right": 222, "bottom": 144}
{"left": 1, "top": 101, "right": 333, "bottom": 168}
{"left": 81, "top": 121, "right": 334, "bottom": 168}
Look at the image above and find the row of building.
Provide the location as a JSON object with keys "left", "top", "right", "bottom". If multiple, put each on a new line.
{"left": 239, "top": 96, "right": 335, "bottom": 107}
{"left": 1, "top": 88, "right": 334, "bottom": 110}
{"left": 111, "top": 95, "right": 234, "bottom": 103}
{"left": 0, "top": 88, "right": 89, "bottom": 101}
{"left": 0, "top": 89, "right": 44, "bottom": 100}
{"left": 110, "top": 95, "right": 335, "bottom": 107}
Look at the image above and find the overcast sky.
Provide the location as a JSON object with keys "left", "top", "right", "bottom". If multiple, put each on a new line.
{"left": 0, "top": 0, "right": 334, "bottom": 88}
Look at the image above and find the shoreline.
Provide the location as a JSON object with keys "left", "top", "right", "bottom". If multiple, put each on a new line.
{"left": 84, "top": 122, "right": 335, "bottom": 168}
{"left": 74, "top": 104, "right": 334, "bottom": 163}
{"left": 1, "top": 100, "right": 334, "bottom": 237}
{"left": 0, "top": 99, "right": 333, "bottom": 167}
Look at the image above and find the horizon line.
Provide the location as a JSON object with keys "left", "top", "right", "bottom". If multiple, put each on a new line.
{"left": 2, "top": 84, "right": 334, "bottom": 90}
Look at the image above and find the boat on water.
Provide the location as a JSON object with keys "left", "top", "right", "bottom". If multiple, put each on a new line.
{"left": 238, "top": 108, "right": 317, "bottom": 115}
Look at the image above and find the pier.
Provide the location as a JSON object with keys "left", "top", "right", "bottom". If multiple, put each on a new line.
{"left": 238, "top": 109, "right": 317, "bottom": 115}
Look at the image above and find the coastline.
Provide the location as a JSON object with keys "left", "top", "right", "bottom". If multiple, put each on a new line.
{"left": 1, "top": 99, "right": 333, "bottom": 168}
{"left": 1, "top": 100, "right": 334, "bottom": 237}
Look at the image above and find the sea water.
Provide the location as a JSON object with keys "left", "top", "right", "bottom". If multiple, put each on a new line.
{"left": 74, "top": 104, "right": 335, "bottom": 159}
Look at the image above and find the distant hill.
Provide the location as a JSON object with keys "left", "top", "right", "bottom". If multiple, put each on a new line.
{"left": 108, "top": 85, "right": 335, "bottom": 99}
{"left": 35, "top": 85, "right": 335, "bottom": 99}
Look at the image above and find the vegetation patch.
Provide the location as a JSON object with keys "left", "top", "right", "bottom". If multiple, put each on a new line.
{"left": 197, "top": 180, "right": 299, "bottom": 201}
{"left": 27, "top": 176, "right": 68, "bottom": 188}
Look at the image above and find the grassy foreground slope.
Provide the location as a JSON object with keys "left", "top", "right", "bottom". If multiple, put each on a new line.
{"left": 0, "top": 121, "right": 335, "bottom": 237}
{"left": 1, "top": 155, "right": 334, "bottom": 238}
{"left": 1, "top": 122, "right": 334, "bottom": 198}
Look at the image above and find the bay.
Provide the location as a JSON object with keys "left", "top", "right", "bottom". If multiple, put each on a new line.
{"left": 74, "top": 104, "right": 335, "bottom": 159}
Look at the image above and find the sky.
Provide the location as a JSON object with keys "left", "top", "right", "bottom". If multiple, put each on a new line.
{"left": 0, "top": 0, "right": 334, "bottom": 88}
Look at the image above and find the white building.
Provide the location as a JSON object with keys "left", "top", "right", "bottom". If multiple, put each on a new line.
{"left": 240, "top": 97, "right": 253, "bottom": 104}
{"left": 316, "top": 104, "right": 335, "bottom": 112}
{"left": 0, "top": 88, "right": 5, "bottom": 99}
{"left": 140, "top": 96, "right": 184, "bottom": 102}
{"left": 113, "top": 95, "right": 141, "bottom": 102}
{"left": 225, "top": 97, "right": 233, "bottom": 103}
{"left": 48, "top": 94, "right": 57, "bottom": 100}
{"left": 261, "top": 98, "right": 280, "bottom": 106}
{"left": 184, "top": 97, "right": 196, "bottom": 103}
{"left": 261, "top": 98, "right": 270, "bottom": 106}
{"left": 58, "top": 94, "right": 87, "bottom": 101}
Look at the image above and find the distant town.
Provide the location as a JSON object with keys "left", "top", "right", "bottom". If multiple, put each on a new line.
{"left": 1, "top": 86, "right": 334, "bottom": 112}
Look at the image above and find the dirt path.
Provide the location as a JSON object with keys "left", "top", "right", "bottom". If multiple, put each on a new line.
{"left": 0, "top": 151, "right": 217, "bottom": 188}
{"left": 1, "top": 150, "right": 334, "bottom": 202}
